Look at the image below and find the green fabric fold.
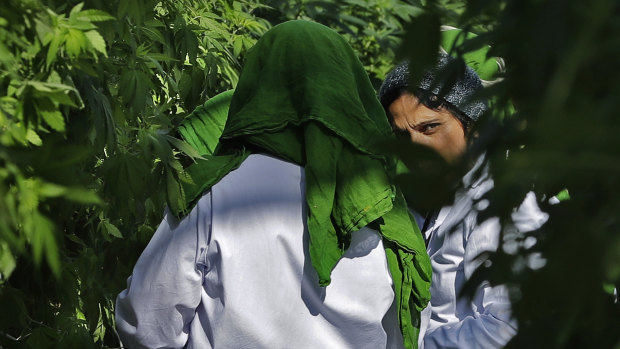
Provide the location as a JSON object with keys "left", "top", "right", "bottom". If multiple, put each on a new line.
{"left": 178, "top": 89, "right": 234, "bottom": 156}
{"left": 174, "top": 20, "right": 431, "bottom": 349}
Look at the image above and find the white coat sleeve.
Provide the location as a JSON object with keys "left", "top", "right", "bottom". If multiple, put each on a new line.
{"left": 115, "top": 193, "right": 211, "bottom": 349}
{"left": 424, "top": 216, "right": 517, "bottom": 349}
{"left": 424, "top": 192, "right": 547, "bottom": 349}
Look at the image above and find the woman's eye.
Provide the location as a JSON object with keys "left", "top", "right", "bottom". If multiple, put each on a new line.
{"left": 421, "top": 123, "right": 440, "bottom": 134}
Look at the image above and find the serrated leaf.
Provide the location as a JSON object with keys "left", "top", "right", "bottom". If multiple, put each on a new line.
{"left": 26, "top": 129, "right": 42, "bottom": 146}
{"left": 233, "top": 37, "right": 243, "bottom": 57}
{"left": 75, "top": 9, "right": 115, "bottom": 22}
{"left": 84, "top": 30, "right": 107, "bottom": 57}
{"left": 27, "top": 81, "right": 79, "bottom": 108}
{"left": 0, "top": 41, "right": 13, "bottom": 65}
{"left": 101, "top": 220, "right": 123, "bottom": 238}
{"left": 36, "top": 101, "right": 65, "bottom": 131}
{"left": 68, "top": 19, "right": 97, "bottom": 31}
{"left": 66, "top": 28, "right": 87, "bottom": 58}
{"left": 27, "top": 80, "right": 54, "bottom": 92}
{"left": 167, "top": 158, "right": 184, "bottom": 172}
{"left": 140, "top": 26, "right": 166, "bottom": 44}
{"left": 164, "top": 135, "right": 204, "bottom": 159}
{"left": 65, "top": 234, "right": 85, "bottom": 247}
{"left": 46, "top": 33, "right": 63, "bottom": 68}
{"left": 8, "top": 123, "right": 28, "bottom": 145}
{"left": 19, "top": 179, "right": 40, "bottom": 212}
{"left": 119, "top": 69, "right": 150, "bottom": 111}
{"left": 69, "top": 2, "right": 85, "bottom": 17}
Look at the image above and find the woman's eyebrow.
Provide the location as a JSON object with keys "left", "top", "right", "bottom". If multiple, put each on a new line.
{"left": 410, "top": 117, "right": 441, "bottom": 129}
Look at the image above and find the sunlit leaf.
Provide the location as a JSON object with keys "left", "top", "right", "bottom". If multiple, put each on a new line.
{"left": 26, "top": 128, "right": 42, "bottom": 146}
{"left": 69, "top": 2, "right": 86, "bottom": 17}
{"left": 36, "top": 99, "right": 66, "bottom": 131}
{"left": 75, "top": 9, "right": 115, "bottom": 22}
{"left": 38, "top": 182, "right": 67, "bottom": 197}
{"left": 46, "top": 32, "right": 63, "bottom": 68}
{"left": 66, "top": 28, "right": 87, "bottom": 58}
{"left": 0, "top": 242, "right": 17, "bottom": 282}
{"left": 84, "top": 30, "right": 107, "bottom": 57}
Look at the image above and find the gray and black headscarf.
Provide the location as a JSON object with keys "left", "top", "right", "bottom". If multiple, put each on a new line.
{"left": 378, "top": 52, "right": 487, "bottom": 127}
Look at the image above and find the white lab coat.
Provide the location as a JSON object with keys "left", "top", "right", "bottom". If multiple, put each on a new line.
{"left": 115, "top": 154, "right": 404, "bottom": 349}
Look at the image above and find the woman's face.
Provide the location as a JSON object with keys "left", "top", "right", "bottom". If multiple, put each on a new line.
{"left": 388, "top": 91, "right": 467, "bottom": 164}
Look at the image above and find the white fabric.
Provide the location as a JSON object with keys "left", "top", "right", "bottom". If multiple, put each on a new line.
{"left": 414, "top": 156, "right": 548, "bottom": 349}
{"left": 115, "top": 154, "right": 404, "bottom": 349}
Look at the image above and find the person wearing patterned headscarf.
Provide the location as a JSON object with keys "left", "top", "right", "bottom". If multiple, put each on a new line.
{"left": 379, "top": 43, "right": 548, "bottom": 349}
{"left": 115, "top": 20, "right": 431, "bottom": 349}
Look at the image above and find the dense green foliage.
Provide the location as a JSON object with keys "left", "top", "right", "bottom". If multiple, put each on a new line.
{"left": 0, "top": 0, "right": 618, "bottom": 348}
{"left": 398, "top": 1, "right": 620, "bottom": 348}
{"left": 459, "top": 1, "right": 620, "bottom": 347}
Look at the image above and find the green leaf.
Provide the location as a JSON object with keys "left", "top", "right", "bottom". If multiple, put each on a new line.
{"left": 62, "top": 187, "right": 103, "bottom": 204}
{"left": 36, "top": 100, "right": 66, "bottom": 131}
{"left": 46, "top": 32, "right": 63, "bottom": 68}
{"left": 0, "top": 41, "right": 14, "bottom": 65}
{"left": 0, "top": 242, "right": 16, "bottom": 282}
{"left": 19, "top": 178, "right": 40, "bottom": 213}
{"left": 119, "top": 69, "right": 151, "bottom": 111}
{"left": 140, "top": 26, "right": 166, "bottom": 44}
{"left": 101, "top": 220, "right": 123, "bottom": 238}
{"left": 233, "top": 37, "right": 243, "bottom": 57}
{"left": 84, "top": 30, "right": 107, "bottom": 57}
{"left": 26, "top": 129, "right": 43, "bottom": 146}
{"left": 65, "top": 234, "right": 85, "bottom": 247}
{"left": 185, "top": 29, "right": 199, "bottom": 63}
{"left": 401, "top": 12, "right": 440, "bottom": 86}
{"left": 68, "top": 18, "right": 97, "bottom": 31}
{"left": 69, "top": 2, "right": 85, "bottom": 17}
{"left": 164, "top": 135, "right": 204, "bottom": 159}
{"left": 38, "top": 182, "right": 67, "bottom": 197}
{"left": 26, "top": 81, "right": 79, "bottom": 108}
{"left": 75, "top": 9, "right": 115, "bottom": 22}
{"left": 555, "top": 189, "right": 570, "bottom": 202}
{"left": 31, "top": 212, "right": 60, "bottom": 277}
{"left": 166, "top": 170, "right": 184, "bottom": 215}
{"left": 66, "top": 28, "right": 87, "bottom": 58}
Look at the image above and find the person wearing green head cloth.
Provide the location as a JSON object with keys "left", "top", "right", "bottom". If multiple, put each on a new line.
{"left": 115, "top": 20, "right": 431, "bottom": 349}
{"left": 378, "top": 30, "right": 549, "bottom": 349}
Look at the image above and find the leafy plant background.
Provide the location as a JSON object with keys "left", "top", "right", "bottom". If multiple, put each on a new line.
{"left": 0, "top": 0, "right": 618, "bottom": 348}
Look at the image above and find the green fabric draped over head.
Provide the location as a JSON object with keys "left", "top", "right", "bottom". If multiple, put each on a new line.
{"left": 177, "top": 20, "right": 431, "bottom": 349}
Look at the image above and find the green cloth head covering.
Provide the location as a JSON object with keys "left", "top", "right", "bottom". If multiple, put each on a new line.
{"left": 177, "top": 20, "right": 431, "bottom": 349}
